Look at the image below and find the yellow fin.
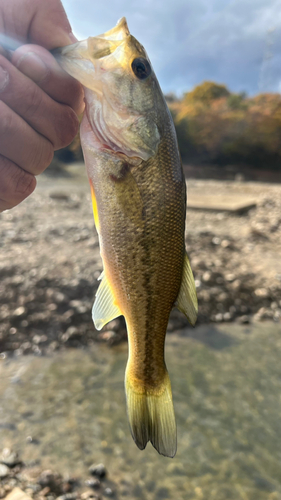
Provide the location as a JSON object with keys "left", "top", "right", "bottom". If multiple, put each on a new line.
{"left": 92, "top": 274, "right": 121, "bottom": 330}
{"left": 125, "top": 370, "right": 177, "bottom": 458}
{"left": 89, "top": 181, "right": 100, "bottom": 233}
{"left": 175, "top": 252, "right": 198, "bottom": 326}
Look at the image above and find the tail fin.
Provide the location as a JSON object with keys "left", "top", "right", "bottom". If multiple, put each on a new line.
{"left": 125, "top": 370, "right": 177, "bottom": 458}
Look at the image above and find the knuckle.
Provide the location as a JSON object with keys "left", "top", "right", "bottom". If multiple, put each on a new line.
{"left": 41, "top": 142, "right": 54, "bottom": 169}
{"left": 23, "top": 85, "right": 43, "bottom": 118}
{"left": 0, "top": 156, "right": 36, "bottom": 207}
{"left": 0, "top": 199, "right": 15, "bottom": 211}
{"left": 0, "top": 101, "right": 15, "bottom": 138}
{"left": 12, "top": 167, "right": 36, "bottom": 198}
{"left": 54, "top": 106, "right": 79, "bottom": 149}
{"left": 29, "top": 140, "right": 54, "bottom": 175}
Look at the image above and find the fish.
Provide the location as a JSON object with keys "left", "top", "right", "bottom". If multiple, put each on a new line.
{"left": 55, "top": 17, "right": 198, "bottom": 458}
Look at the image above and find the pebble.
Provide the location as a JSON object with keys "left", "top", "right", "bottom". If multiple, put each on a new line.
{"left": 1, "top": 449, "right": 20, "bottom": 467}
{"left": 254, "top": 288, "right": 269, "bottom": 298}
{"left": 237, "top": 315, "right": 250, "bottom": 324}
{"left": 1, "top": 182, "right": 281, "bottom": 358}
{"left": 88, "top": 464, "right": 106, "bottom": 479}
{"left": 85, "top": 479, "right": 100, "bottom": 490}
{"left": 0, "top": 463, "right": 9, "bottom": 478}
{"left": 12, "top": 307, "right": 26, "bottom": 318}
{"left": 57, "top": 495, "right": 77, "bottom": 500}
{"left": 214, "top": 313, "right": 223, "bottom": 322}
{"left": 212, "top": 237, "right": 221, "bottom": 245}
{"left": 202, "top": 271, "right": 212, "bottom": 283}
{"left": 38, "top": 471, "right": 56, "bottom": 488}
{"left": 103, "top": 488, "right": 114, "bottom": 497}
{"left": 80, "top": 492, "right": 99, "bottom": 500}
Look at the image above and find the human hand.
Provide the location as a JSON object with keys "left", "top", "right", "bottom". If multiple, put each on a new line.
{"left": 0, "top": 0, "right": 84, "bottom": 211}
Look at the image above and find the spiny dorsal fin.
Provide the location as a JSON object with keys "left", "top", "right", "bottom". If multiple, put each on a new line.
{"left": 175, "top": 252, "right": 198, "bottom": 326}
{"left": 92, "top": 274, "right": 122, "bottom": 330}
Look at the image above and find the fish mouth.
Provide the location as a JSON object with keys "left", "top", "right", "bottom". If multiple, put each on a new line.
{"left": 52, "top": 17, "right": 130, "bottom": 91}
{"left": 53, "top": 17, "right": 142, "bottom": 158}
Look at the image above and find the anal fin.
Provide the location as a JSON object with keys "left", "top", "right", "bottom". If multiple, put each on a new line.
{"left": 175, "top": 252, "right": 198, "bottom": 326}
{"left": 92, "top": 274, "right": 122, "bottom": 330}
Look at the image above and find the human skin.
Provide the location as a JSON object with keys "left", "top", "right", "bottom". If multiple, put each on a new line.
{"left": 0, "top": 0, "right": 84, "bottom": 211}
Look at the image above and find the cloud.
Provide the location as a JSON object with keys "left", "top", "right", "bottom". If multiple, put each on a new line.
{"left": 63, "top": 0, "right": 281, "bottom": 95}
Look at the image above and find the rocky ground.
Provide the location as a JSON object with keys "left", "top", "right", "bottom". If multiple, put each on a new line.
{"left": 0, "top": 448, "right": 115, "bottom": 500}
{"left": 0, "top": 164, "right": 280, "bottom": 356}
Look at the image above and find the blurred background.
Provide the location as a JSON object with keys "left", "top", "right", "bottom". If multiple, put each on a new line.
{"left": 1, "top": 1, "right": 281, "bottom": 500}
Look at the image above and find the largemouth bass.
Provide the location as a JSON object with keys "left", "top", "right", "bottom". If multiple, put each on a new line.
{"left": 55, "top": 18, "right": 198, "bottom": 458}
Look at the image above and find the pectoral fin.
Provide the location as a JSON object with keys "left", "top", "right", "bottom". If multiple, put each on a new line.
{"left": 92, "top": 274, "right": 122, "bottom": 330}
{"left": 175, "top": 252, "right": 198, "bottom": 326}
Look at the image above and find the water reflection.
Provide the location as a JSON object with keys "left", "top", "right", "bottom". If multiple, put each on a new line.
{"left": 1, "top": 322, "right": 281, "bottom": 499}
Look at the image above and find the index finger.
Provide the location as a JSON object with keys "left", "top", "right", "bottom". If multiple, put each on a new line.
{"left": 11, "top": 45, "right": 84, "bottom": 115}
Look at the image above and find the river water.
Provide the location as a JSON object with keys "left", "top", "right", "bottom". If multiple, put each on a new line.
{"left": 1, "top": 322, "right": 281, "bottom": 500}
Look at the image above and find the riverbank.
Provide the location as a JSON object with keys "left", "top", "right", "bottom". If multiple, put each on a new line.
{"left": 0, "top": 164, "right": 280, "bottom": 356}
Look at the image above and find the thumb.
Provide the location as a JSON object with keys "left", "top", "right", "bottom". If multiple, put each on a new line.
{"left": 27, "top": 0, "right": 77, "bottom": 49}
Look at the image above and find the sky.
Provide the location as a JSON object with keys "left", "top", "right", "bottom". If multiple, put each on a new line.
{"left": 62, "top": 0, "right": 281, "bottom": 97}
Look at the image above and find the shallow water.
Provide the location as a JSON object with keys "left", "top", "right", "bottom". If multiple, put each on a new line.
{"left": 1, "top": 322, "right": 281, "bottom": 500}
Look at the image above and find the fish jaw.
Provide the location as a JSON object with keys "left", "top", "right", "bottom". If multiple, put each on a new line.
{"left": 53, "top": 17, "right": 163, "bottom": 160}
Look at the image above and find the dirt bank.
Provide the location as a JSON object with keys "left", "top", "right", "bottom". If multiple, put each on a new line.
{"left": 0, "top": 164, "right": 280, "bottom": 355}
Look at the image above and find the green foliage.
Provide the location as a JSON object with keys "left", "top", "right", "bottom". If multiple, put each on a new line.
{"left": 170, "top": 82, "right": 281, "bottom": 169}
{"left": 227, "top": 92, "right": 247, "bottom": 110}
{"left": 184, "top": 81, "right": 230, "bottom": 105}
{"left": 57, "top": 81, "right": 281, "bottom": 171}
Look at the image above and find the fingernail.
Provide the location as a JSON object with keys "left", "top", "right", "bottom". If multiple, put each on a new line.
{"left": 16, "top": 52, "right": 49, "bottom": 83}
{"left": 0, "top": 66, "right": 9, "bottom": 92}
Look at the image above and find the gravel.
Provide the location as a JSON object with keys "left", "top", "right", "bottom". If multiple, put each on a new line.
{"left": 0, "top": 449, "right": 113, "bottom": 500}
{"left": 0, "top": 172, "right": 280, "bottom": 356}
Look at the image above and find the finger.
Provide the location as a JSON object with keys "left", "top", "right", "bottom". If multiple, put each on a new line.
{"left": 29, "top": 0, "right": 76, "bottom": 49}
{"left": 11, "top": 45, "right": 84, "bottom": 115}
{"left": 0, "top": 155, "right": 36, "bottom": 212}
{"left": 0, "top": 101, "right": 54, "bottom": 175}
{"left": 0, "top": 0, "right": 75, "bottom": 49}
{"left": 0, "top": 55, "right": 79, "bottom": 150}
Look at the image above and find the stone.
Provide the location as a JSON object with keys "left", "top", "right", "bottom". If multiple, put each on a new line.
{"left": 104, "top": 488, "right": 114, "bottom": 497}
{"left": 1, "top": 449, "right": 20, "bottom": 467}
{"left": 237, "top": 315, "right": 250, "bottom": 324}
{"left": 0, "top": 464, "right": 9, "bottom": 478}
{"left": 56, "top": 495, "right": 77, "bottom": 500}
{"left": 13, "top": 307, "right": 26, "bottom": 317}
{"left": 81, "top": 492, "right": 99, "bottom": 500}
{"left": 254, "top": 288, "right": 269, "bottom": 299}
{"left": 38, "top": 471, "right": 56, "bottom": 488}
{"left": 84, "top": 479, "right": 100, "bottom": 490}
{"left": 202, "top": 271, "right": 212, "bottom": 283}
{"left": 223, "top": 312, "right": 232, "bottom": 321}
{"left": 4, "top": 489, "right": 32, "bottom": 500}
{"left": 88, "top": 464, "right": 106, "bottom": 479}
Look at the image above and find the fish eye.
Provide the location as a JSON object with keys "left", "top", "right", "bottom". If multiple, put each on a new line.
{"left": 131, "top": 58, "right": 151, "bottom": 80}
